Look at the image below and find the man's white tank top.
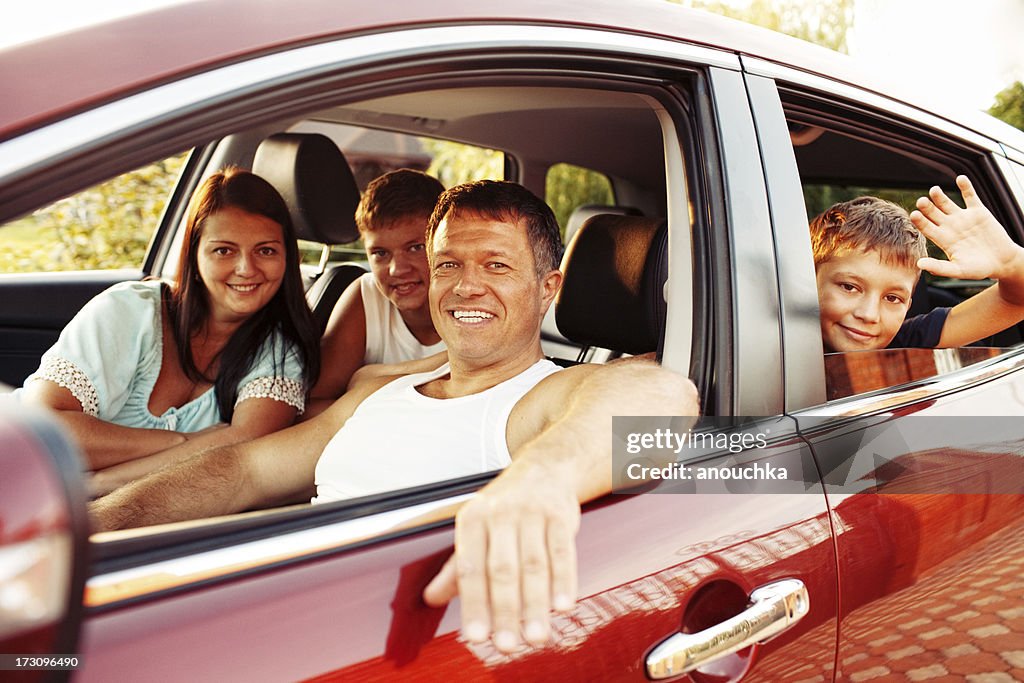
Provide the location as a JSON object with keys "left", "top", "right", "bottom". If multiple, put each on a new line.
{"left": 312, "top": 359, "right": 561, "bottom": 503}
{"left": 360, "top": 273, "right": 446, "bottom": 364}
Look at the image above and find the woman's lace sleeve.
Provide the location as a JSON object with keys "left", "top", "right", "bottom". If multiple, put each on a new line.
{"left": 236, "top": 377, "right": 305, "bottom": 414}
{"left": 34, "top": 356, "right": 100, "bottom": 416}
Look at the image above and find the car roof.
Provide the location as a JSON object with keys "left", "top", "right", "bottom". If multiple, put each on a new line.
{"left": 3, "top": 0, "right": 1023, "bottom": 154}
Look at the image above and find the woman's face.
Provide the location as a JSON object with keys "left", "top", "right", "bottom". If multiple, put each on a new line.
{"left": 196, "top": 206, "right": 287, "bottom": 325}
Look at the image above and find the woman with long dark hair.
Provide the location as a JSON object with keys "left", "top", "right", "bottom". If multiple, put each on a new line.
{"left": 20, "top": 168, "right": 320, "bottom": 492}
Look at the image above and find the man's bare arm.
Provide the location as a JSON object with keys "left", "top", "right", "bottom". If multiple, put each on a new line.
{"left": 423, "top": 360, "right": 699, "bottom": 652}
{"left": 90, "top": 378, "right": 387, "bottom": 531}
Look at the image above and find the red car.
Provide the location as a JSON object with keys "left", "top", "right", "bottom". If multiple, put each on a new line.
{"left": 3, "top": 1, "right": 1024, "bottom": 681}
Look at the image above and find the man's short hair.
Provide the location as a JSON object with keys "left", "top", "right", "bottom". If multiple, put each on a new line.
{"left": 426, "top": 180, "right": 564, "bottom": 276}
{"left": 355, "top": 169, "right": 445, "bottom": 234}
{"left": 810, "top": 196, "right": 927, "bottom": 269}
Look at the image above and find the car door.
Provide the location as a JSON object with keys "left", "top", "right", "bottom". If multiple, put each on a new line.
{"left": 0, "top": 15, "right": 840, "bottom": 682}
{"left": 748, "top": 56, "right": 1024, "bottom": 682}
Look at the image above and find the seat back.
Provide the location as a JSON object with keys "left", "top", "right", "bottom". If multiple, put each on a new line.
{"left": 252, "top": 133, "right": 365, "bottom": 330}
{"left": 555, "top": 214, "right": 668, "bottom": 357}
{"left": 540, "top": 204, "right": 644, "bottom": 354}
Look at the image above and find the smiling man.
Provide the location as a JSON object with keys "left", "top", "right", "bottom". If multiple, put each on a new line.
{"left": 91, "top": 180, "right": 699, "bottom": 652}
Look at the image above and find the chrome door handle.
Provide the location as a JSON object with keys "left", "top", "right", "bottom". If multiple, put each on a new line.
{"left": 646, "top": 578, "right": 810, "bottom": 679}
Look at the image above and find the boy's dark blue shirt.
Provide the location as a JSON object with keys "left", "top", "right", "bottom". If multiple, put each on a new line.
{"left": 888, "top": 307, "right": 951, "bottom": 348}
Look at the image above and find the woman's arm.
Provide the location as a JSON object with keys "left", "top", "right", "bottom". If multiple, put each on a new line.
{"left": 19, "top": 281, "right": 179, "bottom": 467}
{"left": 21, "top": 380, "right": 187, "bottom": 469}
{"left": 90, "top": 396, "right": 297, "bottom": 496}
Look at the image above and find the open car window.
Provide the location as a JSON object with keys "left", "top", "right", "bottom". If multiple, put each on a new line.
{"left": 781, "top": 89, "right": 1024, "bottom": 405}
{"left": 0, "top": 153, "right": 188, "bottom": 275}
{"left": 81, "top": 54, "right": 707, "bottom": 570}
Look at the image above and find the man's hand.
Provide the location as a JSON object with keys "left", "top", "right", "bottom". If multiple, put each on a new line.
{"left": 912, "top": 175, "right": 1024, "bottom": 286}
{"left": 422, "top": 456, "right": 579, "bottom": 653}
{"left": 422, "top": 360, "right": 697, "bottom": 654}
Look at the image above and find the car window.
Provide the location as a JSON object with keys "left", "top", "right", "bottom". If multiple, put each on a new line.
{"left": 544, "top": 162, "right": 615, "bottom": 239}
{"left": 781, "top": 90, "right": 1024, "bottom": 403}
{"left": 778, "top": 90, "right": 1024, "bottom": 393}
{"left": 78, "top": 71, "right": 698, "bottom": 545}
{"left": 0, "top": 152, "right": 188, "bottom": 274}
{"left": 823, "top": 347, "right": 1008, "bottom": 401}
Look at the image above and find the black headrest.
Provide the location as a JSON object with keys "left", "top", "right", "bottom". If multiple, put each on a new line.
{"left": 555, "top": 214, "right": 668, "bottom": 355}
{"left": 252, "top": 133, "right": 361, "bottom": 245}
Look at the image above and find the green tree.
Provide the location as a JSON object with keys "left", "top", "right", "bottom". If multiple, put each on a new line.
{"left": 989, "top": 81, "right": 1024, "bottom": 131}
{"left": 1, "top": 153, "right": 188, "bottom": 273}
{"left": 668, "top": 0, "right": 854, "bottom": 53}
{"left": 546, "top": 164, "right": 615, "bottom": 238}
{"left": 421, "top": 138, "right": 503, "bottom": 187}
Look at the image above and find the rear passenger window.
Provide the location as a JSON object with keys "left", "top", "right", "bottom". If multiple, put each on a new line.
{"left": 545, "top": 163, "right": 615, "bottom": 239}
{"left": 781, "top": 89, "right": 1024, "bottom": 402}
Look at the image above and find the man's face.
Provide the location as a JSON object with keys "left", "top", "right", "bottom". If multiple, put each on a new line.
{"left": 364, "top": 215, "right": 431, "bottom": 313}
{"left": 429, "top": 211, "right": 560, "bottom": 368}
{"left": 816, "top": 247, "right": 918, "bottom": 352}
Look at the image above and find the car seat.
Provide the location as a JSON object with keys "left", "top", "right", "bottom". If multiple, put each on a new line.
{"left": 555, "top": 213, "right": 668, "bottom": 362}
{"left": 253, "top": 132, "right": 364, "bottom": 331}
{"left": 541, "top": 204, "right": 644, "bottom": 359}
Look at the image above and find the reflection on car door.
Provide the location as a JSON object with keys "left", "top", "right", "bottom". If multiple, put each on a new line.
{"left": 797, "top": 352, "right": 1024, "bottom": 681}
{"left": 79, "top": 418, "right": 838, "bottom": 681}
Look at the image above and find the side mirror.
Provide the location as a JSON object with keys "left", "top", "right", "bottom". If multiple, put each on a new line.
{"left": 0, "top": 401, "right": 90, "bottom": 682}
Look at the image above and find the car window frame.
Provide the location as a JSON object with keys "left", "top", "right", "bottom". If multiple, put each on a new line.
{"left": 13, "top": 24, "right": 735, "bottom": 607}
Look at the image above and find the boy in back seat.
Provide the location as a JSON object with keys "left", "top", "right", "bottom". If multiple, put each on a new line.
{"left": 308, "top": 170, "right": 446, "bottom": 415}
{"left": 810, "top": 175, "right": 1024, "bottom": 352}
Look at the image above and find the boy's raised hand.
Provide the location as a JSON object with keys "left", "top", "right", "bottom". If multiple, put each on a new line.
{"left": 910, "top": 175, "right": 1024, "bottom": 282}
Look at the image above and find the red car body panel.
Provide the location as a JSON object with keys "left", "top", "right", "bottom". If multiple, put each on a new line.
{"left": 78, "top": 491, "right": 838, "bottom": 681}
{"left": 0, "top": 0, "right": 957, "bottom": 143}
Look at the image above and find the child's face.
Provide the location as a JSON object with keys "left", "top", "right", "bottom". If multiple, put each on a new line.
{"left": 815, "top": 247, "right": 918, "bottom": 352}
{"left": 364, "top": 215, "right": 431, "bottom": 314}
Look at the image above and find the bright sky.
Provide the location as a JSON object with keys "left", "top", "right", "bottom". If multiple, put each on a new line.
{"left": 3, "top": 0, "right": 1022, "bottom": 113}
{"left": 849, "top": 0, "right": 1024, "bottom": 112}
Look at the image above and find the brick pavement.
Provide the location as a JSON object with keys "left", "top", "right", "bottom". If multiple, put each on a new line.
{"left": 836, "top": 518, "right": 1024, "bottom": 682}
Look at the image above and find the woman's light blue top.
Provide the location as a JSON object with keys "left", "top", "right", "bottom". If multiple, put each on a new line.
{"left": 19, "top": 280, "right": 304, "bottom": 432}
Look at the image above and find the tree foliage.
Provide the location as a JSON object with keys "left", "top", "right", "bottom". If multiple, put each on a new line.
{"left": 421, "top": 138, "right": 503, "bottom": 188}
{"left": 669, "top": 0, "right": 854, "bottom": 53}
{"left": 546, "top": 164, "right": 615, "bottom": 237}
{"left": 989, "top": 81, "right": 1024, "bottom": 131}
{"left": 1, "top": 153, "right": 188, "bottom": 273}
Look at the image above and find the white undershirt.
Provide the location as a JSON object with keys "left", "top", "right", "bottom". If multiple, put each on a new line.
{"left": 312, "top": 359, "right": 561, "bottom": 503}
{"left": 360, "top": 273, "right": 445, "bottom": 364}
